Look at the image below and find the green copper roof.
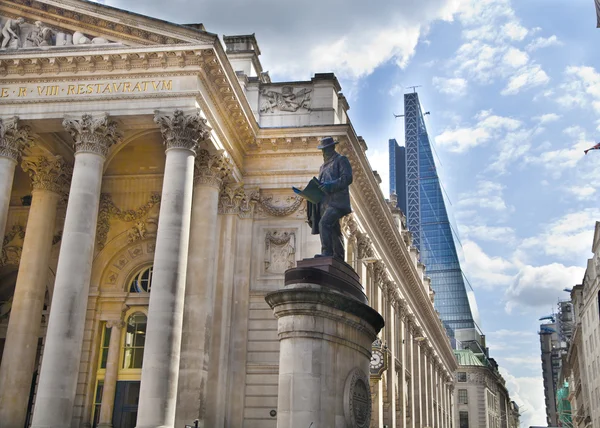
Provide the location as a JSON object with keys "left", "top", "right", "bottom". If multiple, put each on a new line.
{"left": 454, "top": 349, "right": 485, "bottom": 366}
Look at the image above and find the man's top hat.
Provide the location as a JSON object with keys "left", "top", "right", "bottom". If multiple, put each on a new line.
{"left": 317, "top": 136, "right": 338, "bottom": 149}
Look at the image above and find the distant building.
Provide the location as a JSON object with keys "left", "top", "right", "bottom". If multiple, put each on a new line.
{"left": 388, "top": 138, "right": 407, "bottom": 214}
{"left": 539, "top": 320, "right": 560, "bottom": 426}
{"left": 454, "top": 349, "right": 515, "bottom": 428}
{"left": 401, "top": 91, "right": 480, "bottom": 343}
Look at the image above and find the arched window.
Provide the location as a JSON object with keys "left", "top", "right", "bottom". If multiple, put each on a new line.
{"left": 122, "top": 312, "right": 146, "bottom": 369}
{"left": 128, "top": 266, "right": 153, "bottom": 293}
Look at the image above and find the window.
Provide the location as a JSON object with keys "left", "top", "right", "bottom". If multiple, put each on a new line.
{"left": 459, "top": 411, "right": 469, "bottom": 428}
{"left": 98, "top": 324, "right": 111, "bottom": 369}
{"left": 457, "top": 372, "right": 467, "bottom": 382}
{"left": 458, "top": 389, "right": 468, "bottom": 404}
{"left": 122, "top": 312, "right": 147, "bottom": 369}
{"left": 129, "top": 266, "right": 153, "bottom": 293}
{"left": 92, "top": 380, "right": 104, "bottom": 428}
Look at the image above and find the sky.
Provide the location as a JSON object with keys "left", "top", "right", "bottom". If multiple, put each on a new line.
{"left": 98, "top": 0, "right": 599, "bottom": 425}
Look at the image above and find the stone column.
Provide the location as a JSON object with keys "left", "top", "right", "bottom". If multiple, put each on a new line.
{"left": 31, "top": 114, "right": 120, "bottom": 428}
{"left": 175, "top": 150, "right": 231, "bottom": 428}
{"left": 0, "top": 155, "right": 71, "bottom": 428}
{"left": 136, "top": 110, "right": 210, "bottom": 428}
{"left": 407, "top": 318, "right": 415, "bottom": 428}
{"left": 423, "top": 346, "right": 429, "bottom": 427}
{"left": 398, "top": 301, "right": 407, "bottom": 428}
{"left": 98, "top": 320, "right": 125, "bottom": 428}
{"left": 0, "top": 117, "right": 32, "bottom": 240}
{"left": 415, "top": 329, "right": 423, "bottom": 428}
{"left": 267, "top": 258, "right": 384, "bottom": 428}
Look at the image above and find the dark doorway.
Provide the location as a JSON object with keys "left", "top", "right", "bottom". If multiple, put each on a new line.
{"left": 113, "top": 381, "right": 140, "bottom": 428}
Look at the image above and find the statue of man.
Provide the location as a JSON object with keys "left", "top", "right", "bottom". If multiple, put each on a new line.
{"left": 308, "top": 136, "right": 353, "bottom": 259}
{"left": 1, "top": 17, "right": 25, "bottom": 49}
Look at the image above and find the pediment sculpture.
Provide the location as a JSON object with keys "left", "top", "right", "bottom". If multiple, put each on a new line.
{"left": 0, "top": 16, "right": 115, "bottom": 50}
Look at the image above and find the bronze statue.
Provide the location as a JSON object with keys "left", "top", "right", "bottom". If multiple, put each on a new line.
{"left": 307, "top": 136, "right": 353, "bottom": 259}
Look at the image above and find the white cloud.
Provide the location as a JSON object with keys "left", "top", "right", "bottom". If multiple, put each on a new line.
{"left": 458, "top": 224, "right": 516, "bottom": 243}
{"left": 565, "top": 185, "right": 596, "bottom": 200}
{"left": 526, "top": 34, "right": 562, "bottom": 51}
{"left": 518, "top": 208, "right": 600, "bottom": 262}
{"left": 462, "top": 240, "right": 514, "bottom": 288}
{"left": 502, "top": 47, "right": 529, "bottom": 68}
{"left": 106, "top": 0, "right": 470, "bottom": 81}
{"left": 524, "top": 138, "right": 591, "bottom": 177}
{"left": 556, "top": 65, "right": 600, "bottom": 113}
{"left": 432, "top": 76, "right": 468, "bottom": 96}
{"left": 500, "top": 370, "right": 547, "bottom": 428}
{"left": 366, "top": 148, "right": 391, "bottom": 198}
{"left": 501, "top": 64, "right": 550, "bottom": 95}
{"left": 436, "top": 110, "right": 521, "bottom": 153}
{"left": 458, "top": 180, "right": 513, "bottom": 211}
{"left": 533, "top": 113, "right": 561, "bottom": 124}
{"left": 501, "top": 21, "right": 528, "bottom": 41}
{"left": 505, "top": 263, "right": 584, "bottom": 312}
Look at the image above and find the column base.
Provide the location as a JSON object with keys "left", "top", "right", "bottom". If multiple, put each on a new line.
{"left": 266, "top": 257, "right": 384, "bottom": 428}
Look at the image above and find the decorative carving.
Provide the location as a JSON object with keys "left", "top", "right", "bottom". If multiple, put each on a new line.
{"left": 344, "top": 367, "right": 372, "bottom": 428}
{"left": 106, "top": 319, "right": 125, "bottom": 329}
{"left": 342, "top": 214, "right": 359, "bottom": 238}
{"left": 357, "top": 232, "right": 374, "bottom": 260}
{"left": 1, "top": 17, "right": 25, "bottom": 49}
{"left": 0, "top": 224, "right": 25, "bottom": 266}
{"left": 259, "top": 86, "right": 312, "bottom": 113}
{"left": 26, "top": 21, "right": 55, "bottom": 47}
{"left": 63, "top": 113, "right": 122, "bottom": 157}
{"left": 264, "top": 230, "right": 296, "bottom": 274}
{"left": 218, "top": 183, "right": 259, "bottom": 217}
{"left": 256, "top": 194, "right": 304, "bottom": 217}
{"left": 154, "top": 109, "right": 211, "bottom": 153}
{"left": 96, "top": 193, "right": 161, "bottom": 249}
{"left": 21, "top": 155, "right": 73, "bottom": 195}
{"left": 0, "top": 116, "right": 32, "bottom": 162}
{"left": 194, "top": 149, "right": 232, "bottom": 188}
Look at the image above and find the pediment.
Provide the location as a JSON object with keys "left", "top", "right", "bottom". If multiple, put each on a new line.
{"left": 0, "top": 0, "right": 214, "bottom": 52}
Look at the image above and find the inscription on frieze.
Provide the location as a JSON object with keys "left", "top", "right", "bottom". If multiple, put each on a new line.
{"left": 0, "top": 79, "right": 173, "bottom": 100}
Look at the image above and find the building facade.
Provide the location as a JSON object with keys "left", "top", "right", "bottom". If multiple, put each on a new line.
{"left": 0, "top": 2, "right": 457, "bottom": 428}
{"left": 539, "top": 320, "right": 560, "bottom": 426}
{"left": 453, "top": 349, "right": 516, "bottom": 428}
{"left": 402, "top": 91, "right": 478, "bottom": 342}
{"left": 579, "top": 222, "right": 600, "bottom": 428}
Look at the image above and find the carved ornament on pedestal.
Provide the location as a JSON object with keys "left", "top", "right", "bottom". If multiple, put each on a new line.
{"left": 344, "top": 367, "right": 372, "bottom": 428}
{"left": 0, "top": 116, "right": 32, "bottom": 162}
{"left": 21, "top": 155, "right": 73, "bottom": 195}
{"left": 264, "top": 230, "right": 296, "bottom": 274}
{"left": 63, "top": 113, "right": 121, "bottom": 158}
{"left": 154, "top": 109, "right": 211, "bottom": 154}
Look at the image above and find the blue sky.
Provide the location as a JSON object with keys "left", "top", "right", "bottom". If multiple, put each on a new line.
{"left": 102, "top": 0, "right": 599, "bottom": 425}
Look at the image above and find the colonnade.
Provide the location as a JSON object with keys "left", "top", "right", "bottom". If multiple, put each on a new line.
{"left": 0, "top": 111, "right": 225, "bottom": 428}
{"left": 357, "top": 253, "right": 455, "bottom": 428}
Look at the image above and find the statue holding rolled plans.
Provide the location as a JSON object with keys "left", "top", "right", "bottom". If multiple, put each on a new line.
{"left": 293, "top": 136, "right": 353, "bottom": 260}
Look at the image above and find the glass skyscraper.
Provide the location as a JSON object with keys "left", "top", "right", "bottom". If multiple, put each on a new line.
{"left": 388, "top": 139, "right": 407, "bottom": 215}
{"left": 391, "top": 92, "right": 477, "bottom": 338}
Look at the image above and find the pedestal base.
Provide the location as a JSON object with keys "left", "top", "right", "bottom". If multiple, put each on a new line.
{"left": 265, "top": 258, "right": 384, "bottom": 428}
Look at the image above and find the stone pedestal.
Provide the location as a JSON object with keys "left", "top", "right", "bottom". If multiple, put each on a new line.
{"left": 265, "top": 257, "right": 384, "bottom": 428}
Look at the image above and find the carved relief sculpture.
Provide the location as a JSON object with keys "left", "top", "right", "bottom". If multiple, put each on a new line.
{"left": 0, "top": 224, "right": 25, "bottom": 266}
{"left": 194, "top": 149, "right": 232, "bottom": 188}
{"left": 264, "top": 230, "right": 296, "bottom": 274}
{"left": 26, "top": 21, "right": 55, "bottom": 47}
{"left": 260, "top": 86, "right": 312, "bottom": 113}
{"left": 218, "top": 183, "right": 259, "bottom": 217}
{"left": 255, "top": 194, "right": 304, "bottom": 217}
{"left": 1, "top": 17, "right": 25, "bottom": 49}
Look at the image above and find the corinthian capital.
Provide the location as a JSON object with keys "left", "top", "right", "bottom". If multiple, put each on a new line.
{"left": 154, "top": 109, "right": 211, "bottom": 154}
{"left": 218, "top": 183, "right": 259, "bottom": 217}
{"left": 194, "top": 149, "right": 233, "bottom": 188}
{"left": 0, "top": 117, "right": 33, "bottom": 163}
{"left": 21, "top": 155, "right": 73, "bottom": 195}
{"left": 63, "top": 113, "right": 122, "bottom": 158}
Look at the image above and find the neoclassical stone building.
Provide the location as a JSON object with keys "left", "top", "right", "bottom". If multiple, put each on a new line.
{"left": 0, "top": 1, "right": 457, "bottom": 427}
